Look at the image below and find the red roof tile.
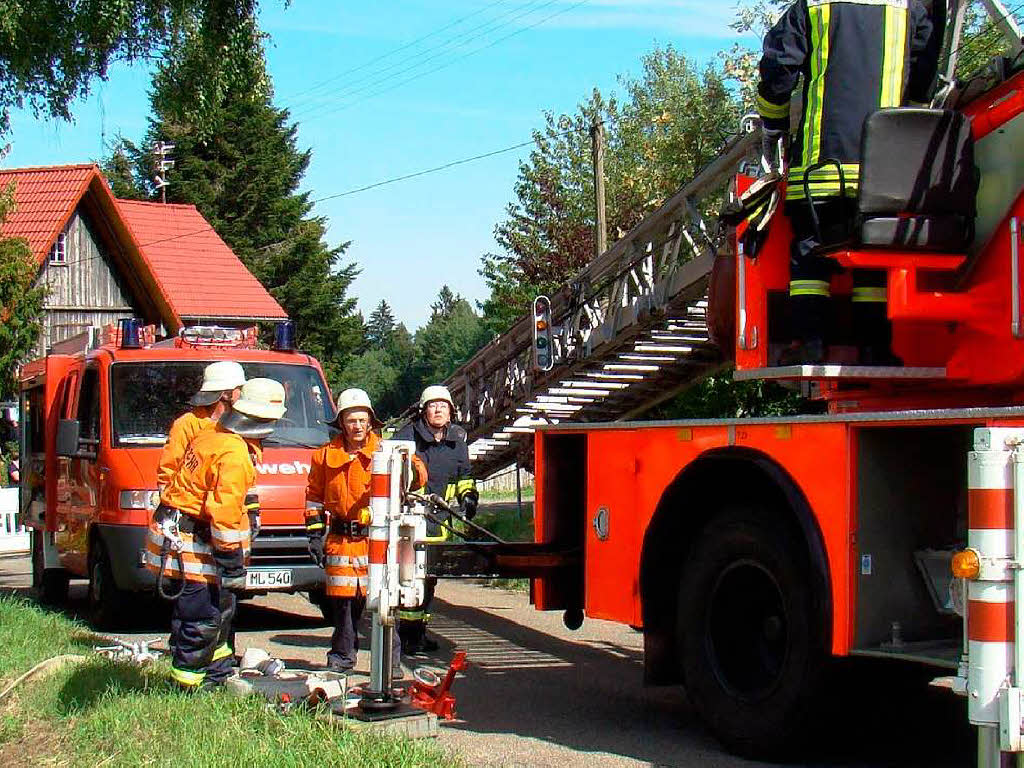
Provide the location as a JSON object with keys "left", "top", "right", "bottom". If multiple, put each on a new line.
{"left": 0, "top": 164, "right": 97, "bottom": 261}
{"left": 115, "top": 199, "right": 287, "bottom": 321}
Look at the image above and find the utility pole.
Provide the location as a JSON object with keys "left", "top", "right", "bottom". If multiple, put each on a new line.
{"left": 152, "top": 141, "right": 176, "bottom": 204}
{"left": 590, "top": 116, "right": 608, "bottom": 259}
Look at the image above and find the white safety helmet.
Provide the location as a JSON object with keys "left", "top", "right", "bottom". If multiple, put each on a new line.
{"left": 234, "top": 378, "right": 287, "bottom": 420}
{"left": 419, "top": 384, "right": 454, "bottom": 411}
{"left": 329, "top": 387, "right": 381, "bottom": 428}
{"left": 220, "top": 378, "right": 286, "bottom": 438}
{"left": 189, "top": 360, "right": 247, "bottom": 407}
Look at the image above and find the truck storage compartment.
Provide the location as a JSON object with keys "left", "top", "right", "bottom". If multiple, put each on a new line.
{"left": 852, "top": 424, "right": 970, "bottom": 666}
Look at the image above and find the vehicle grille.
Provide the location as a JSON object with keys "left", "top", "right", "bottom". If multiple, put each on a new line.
{"left": 251, "top": 525, "right": 316, "bottom": 566}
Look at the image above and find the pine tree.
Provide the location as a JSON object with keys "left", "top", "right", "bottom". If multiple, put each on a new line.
{"left": 367, "top": 300, "right": 397, "bottom": 349}
{"left": 104, "top": 16, "right": 364, "bottom": 385}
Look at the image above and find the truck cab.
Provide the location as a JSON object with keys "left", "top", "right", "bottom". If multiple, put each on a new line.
{"left": 21, "top": 324, "right": 334, "bottom": 627}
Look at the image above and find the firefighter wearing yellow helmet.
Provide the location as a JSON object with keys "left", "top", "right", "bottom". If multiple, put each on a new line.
{"left": 395, "top": 384, "right": 478, "bottom": 655}
{"left": 148, "top": 377, "right": 286, "bottom": 690}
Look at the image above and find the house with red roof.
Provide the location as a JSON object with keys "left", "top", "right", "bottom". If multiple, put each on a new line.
{"left": 0, "top": 163, "right": 287, "bottom": 355}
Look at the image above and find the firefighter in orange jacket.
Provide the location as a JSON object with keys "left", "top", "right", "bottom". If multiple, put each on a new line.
{"left": 157, "top": 360, "right": 246, "bottom": 491}
{"left": 147, "top": 378, "right": 286, "bottom": 690}
{"left": 305, "top": 388, "right": 427, "bottom": 673}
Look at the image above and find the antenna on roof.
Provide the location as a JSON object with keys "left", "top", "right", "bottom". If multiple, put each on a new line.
{"left": 152, "top": 141, "right": 175, "bottom": 204}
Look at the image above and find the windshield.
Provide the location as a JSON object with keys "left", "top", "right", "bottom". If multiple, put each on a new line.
{"left": 110, "top": 361, "right": 333, "bottom": 448}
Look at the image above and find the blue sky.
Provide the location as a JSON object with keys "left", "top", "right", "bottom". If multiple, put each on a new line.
{"left": 5, "top": 1, "right": 750, "bottom": 330}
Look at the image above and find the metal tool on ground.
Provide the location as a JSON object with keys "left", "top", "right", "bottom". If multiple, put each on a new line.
{"left": 410, "top": 651, "right": 469, "bottom": 721}
{"left": 93, "top": 638, "right": 162, "bottom": 665}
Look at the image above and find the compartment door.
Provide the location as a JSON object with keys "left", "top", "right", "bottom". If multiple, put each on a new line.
{"left": 584, "top": 430, "right": 639, "bottom": 624}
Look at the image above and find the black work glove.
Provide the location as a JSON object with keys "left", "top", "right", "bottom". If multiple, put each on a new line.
{"left": 245, "top": 491, "right": 261, "bottom": 538}
{"left": 213, "top": 548, "right": 245, "bottom": 590}
{"left": 462, "top": 494, "right": 478, "bottom": 521}
{"left": 308, "top": 534, "right": 326, "bottom": 568}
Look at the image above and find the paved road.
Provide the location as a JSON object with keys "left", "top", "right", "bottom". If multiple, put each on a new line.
{"left": 0, "top": 551, "right": 974, "bottom": 767}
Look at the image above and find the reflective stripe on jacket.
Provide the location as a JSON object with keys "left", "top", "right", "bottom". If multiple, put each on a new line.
{"left": 306, "top": 431, "right": 426, "bottom": 597}
{"left": 756, "top": 0, "right": 937, "bottom": 201}
{"left": 143, "top": 519, "right": 221, "bottom": 584}
{"left": 157, "top": 407, "right": 214, "bottom": 490}
{"left": 158, "top": 425, "right": 257, "bottom": 581}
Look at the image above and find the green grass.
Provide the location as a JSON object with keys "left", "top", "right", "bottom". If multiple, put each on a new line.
{"left": 472, "top": 505, "right": 534, "bottom": 543}
{"left": 470, "top": 508, "right": 533, "bottom": 593}
{"left": 0, "top": 595, "right": 98, "bottom": 682}
{"left": 477, "top": 488, "right": 534, "bottom": 503}
{"left": 0, "top": 596, "right": 456, "bottom": 766}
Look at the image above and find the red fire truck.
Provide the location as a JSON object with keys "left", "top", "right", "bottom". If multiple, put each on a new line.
{"left": 19, "top": 323, "right": 333, "bottom": 628}
{"left": 479, "top": 25, "right": 1024, "bottom": 768}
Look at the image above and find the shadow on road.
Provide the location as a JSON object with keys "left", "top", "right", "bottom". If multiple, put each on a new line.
{"left": 424, "top": 596, "right": 973, "bottom": 768}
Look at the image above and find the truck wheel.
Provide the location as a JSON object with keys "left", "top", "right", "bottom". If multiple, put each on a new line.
{"left": 32, "top": 530, "right": 69, "bottom": 605}
{"left": 677, "top": 509, "right": 824, "bottom": 759}
{"left": 88, "top": 538, "right": 127, "bottom": 630}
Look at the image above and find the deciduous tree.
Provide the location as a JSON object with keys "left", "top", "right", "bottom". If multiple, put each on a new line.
{"left": 0, "top": 185, "right": 46, "bottom": 399}
{"left": 0, "top": 0, "right": 262, "bottom": 136}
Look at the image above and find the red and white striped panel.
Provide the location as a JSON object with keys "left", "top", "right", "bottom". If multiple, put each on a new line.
{"left": 367, "top": 450, "right": 392, "bottom": 605}
{"left": 967, "top": 434, "right": 1016, "bottom": 727}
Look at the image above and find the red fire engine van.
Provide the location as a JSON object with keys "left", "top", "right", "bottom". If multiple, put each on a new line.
{"left": 19, "top": 324, "right": 333, "bottom": 628}
{"left": 522, "top": 48, "right": 1024, "bottom": 764}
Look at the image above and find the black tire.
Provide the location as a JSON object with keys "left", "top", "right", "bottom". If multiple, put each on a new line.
{"left": 31, "top": 530, "right": 69, "bottom": 605}
{"left": 678, "top": 509, "right": 825, "bottom": 760}
{"left": 88, "top": 536, "right": 127, "bottom": 630}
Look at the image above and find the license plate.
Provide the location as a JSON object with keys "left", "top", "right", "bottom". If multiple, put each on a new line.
{"left": 245, "top": 569, "right": 292, "bottom": 589}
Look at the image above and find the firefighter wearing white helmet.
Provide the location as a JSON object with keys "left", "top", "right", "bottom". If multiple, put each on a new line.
{"left": 151, "top": 377, "right": 285, "bottom": 690}
{"left": 157, "top": 360, "right": 246, "bottom": 490}
{"left": 395, "top": 384, "right": 478, "bottom": 655}
{"left": 305, "top": 388, "right": 427, "bottom": 673}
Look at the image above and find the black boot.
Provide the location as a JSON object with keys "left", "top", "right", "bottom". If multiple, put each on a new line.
{"left": 853, "top": 301, "right": 902, "bottom": 366}
{"left": 780, "top": 291, "right": 829, "bottom": 366}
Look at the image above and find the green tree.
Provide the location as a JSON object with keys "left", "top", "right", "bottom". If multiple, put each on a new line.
{"left": 0, "top": 0, "right": 262, "bottom": 136}
{"left": 104, "top": 16, "right": 364, "bottom": 386}
{"left": 480, "top": 46, "right": 740, "bottom": 334}
{"left": 367, "top": 300, "right": 397, "bottom": 349}
{"left": 0, "top": 185, "right": 47, "bottom": 399}
{"left": 337, "top": 348, "right": 400, "bottom": 415}
{"left": 415, "top": 290, "right": 491, "bottom": 388}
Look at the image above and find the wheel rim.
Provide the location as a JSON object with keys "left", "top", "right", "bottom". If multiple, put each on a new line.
{"left": 706, "top": 559, "right": 789, "bottom": 702}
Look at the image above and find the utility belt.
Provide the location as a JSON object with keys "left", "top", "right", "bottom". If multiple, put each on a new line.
{"left": 329, "top": 519, "right": 369, "bottom": 538}
{"left": 157, "top": 505, "right": 211, "bottom": 542}
{"left": 178, "top": 514, "right": 211, "bottom": 541}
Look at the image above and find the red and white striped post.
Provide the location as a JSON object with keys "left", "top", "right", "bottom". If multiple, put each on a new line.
{"left": 368, "top": 450, "right": 393, "bottom": 614}
{"left": 968, "top": 427, "right": 1023, "bottom": 766}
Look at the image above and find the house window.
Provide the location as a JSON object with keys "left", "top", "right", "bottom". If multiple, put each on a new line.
{"left": 49, "top": 232, "right": 67, "bottom": 265}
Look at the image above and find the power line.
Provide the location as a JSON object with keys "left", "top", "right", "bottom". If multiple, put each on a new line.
{"left": 311, "top": 135, "right": 548, "bottom": 204}
{"left": 53, "top": 126, "right": 587, "bottom": 265}
{"left": 292, "top": 0, "right": 565, "bottom": 120}
{"left": 297, "top": 0, "right": 588, "bottom": 123}
{"left": 288, "top": 0, "right": 551, "bottom": 113}
{"left": 283, "top": 0, "right": 515, "bottom": 110}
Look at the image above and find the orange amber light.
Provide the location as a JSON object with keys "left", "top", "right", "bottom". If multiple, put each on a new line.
{"left": 951, "top": 549, "right": 981, "bottom": 579}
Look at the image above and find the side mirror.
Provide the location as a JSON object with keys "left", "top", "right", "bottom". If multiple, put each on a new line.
{"left": 56, "top": 419, "right": 80, "bottom": 458}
